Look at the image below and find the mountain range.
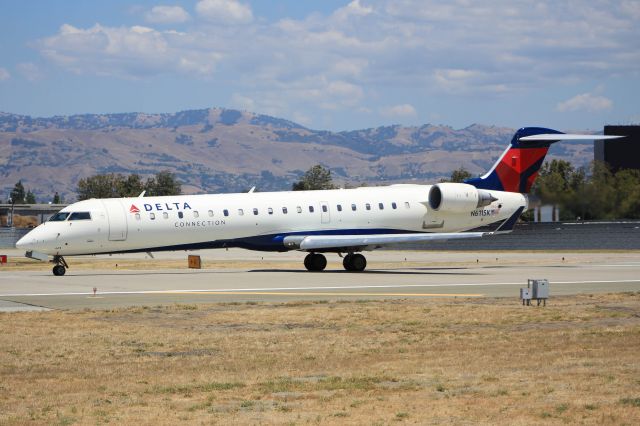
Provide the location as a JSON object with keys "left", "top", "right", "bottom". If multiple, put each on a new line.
{"left": 0, "top": 108, "right": 595, "bottom": 202}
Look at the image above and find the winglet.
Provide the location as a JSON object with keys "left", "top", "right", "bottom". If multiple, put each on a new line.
{"left": 492, "top": 206, "right": 524, "bottom": 234}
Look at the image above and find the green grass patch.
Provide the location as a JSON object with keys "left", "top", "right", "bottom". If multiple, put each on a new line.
{"left": 151, "top": 381, "right": 244, "bottom": 395}
{"left": 620, "top": 397, "right": 640, "bottom": 407}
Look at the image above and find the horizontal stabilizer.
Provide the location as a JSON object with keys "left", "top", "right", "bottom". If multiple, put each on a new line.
{"left": 519, "top": 134, "right": 623, "bottom": 142}
{"left": 491, "top": 206, "right": 524, "bottom": 234}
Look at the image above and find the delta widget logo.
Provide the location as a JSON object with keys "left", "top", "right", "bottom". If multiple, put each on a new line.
{"left": 129, "top": 204, "right": 140, "bottom": 213}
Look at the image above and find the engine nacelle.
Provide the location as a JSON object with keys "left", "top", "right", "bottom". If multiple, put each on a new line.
{"left": 428, "top": 183, "right": 497, "bottom": 212}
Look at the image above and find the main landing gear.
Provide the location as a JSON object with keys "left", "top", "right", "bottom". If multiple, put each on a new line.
{"left": 342, "top": 253, "right": 367, "bottom": 272}
{"left": 303, "top": 252, "right": 367, "bottom": 272}
{"left": 51, "top": 255, "right": 68, "bottom": 276}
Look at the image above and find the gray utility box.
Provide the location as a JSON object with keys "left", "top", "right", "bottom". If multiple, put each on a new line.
{"left": 520, "top": 288, "right": 531, "bottom": 300}
{"left": 530, "top": 279, "right": 549, "bottom": 299}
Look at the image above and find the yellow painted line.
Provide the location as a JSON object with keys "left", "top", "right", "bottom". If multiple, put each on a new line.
{"left": 167, "top": 291, "right": 484, "bottom": 297}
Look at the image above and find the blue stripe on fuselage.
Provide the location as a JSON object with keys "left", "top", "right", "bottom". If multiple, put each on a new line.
{"left": 95, "top": 228, "right": 418, "bottom": 255}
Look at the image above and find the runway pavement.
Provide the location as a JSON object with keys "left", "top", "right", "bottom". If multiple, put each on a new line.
{"left": 1, "top": 250, "right": 639, "bottom": 310}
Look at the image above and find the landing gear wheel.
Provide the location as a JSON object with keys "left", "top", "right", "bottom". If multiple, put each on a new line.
{"left": 343, "top": 253, "right": 366, "bottom": 272}
{"left": 343, "top": 254, "right": 354, "bottom": 271}
{"left": 51, "top": 255, "right": 69, "bottom": 276}
{"left": 351, "top": 254, "right": 367, "bottom": 271}
{"left": 304, "top": 253, "right": 327, "bottom": 271}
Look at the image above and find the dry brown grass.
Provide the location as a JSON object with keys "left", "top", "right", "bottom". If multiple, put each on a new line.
{"left": 0, "top": 215, "right": 39, "bottom": 228}
{"left": 1, "top": 294, "right": 640, "bottom": 425}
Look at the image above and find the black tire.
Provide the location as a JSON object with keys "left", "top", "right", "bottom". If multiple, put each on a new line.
{"left": 311, "top": 253, "right": 327, "bottom": 271}
{"left": 351, "top": 254, "right": 367, "bottom": 272}
{"left": 53, "top": 265, "right": 66, "bottom": 276}
{"left": 343, "top": 254, "right": 354, "bottom": 271}
{"left": 304, "top": 254, "right": 314, "bottom": 271}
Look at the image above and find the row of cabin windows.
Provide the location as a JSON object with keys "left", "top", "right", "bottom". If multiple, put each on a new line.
{"left": 135, "top": 201, "right": 410, "bottom": 221}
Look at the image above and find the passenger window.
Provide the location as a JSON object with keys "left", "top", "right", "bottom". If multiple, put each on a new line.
{"left": 378, "top": 203, "right": 384, "bottom": 210}
{"left": 163, "top": 212, "right": 168, "bottom": 219}
{"left": 150, "top": 213, "right": 155, "bottom": 220}
{"left": 322, "top": 205, "right": 328, "bottom": 213}
{"left": 193, "top": 211, "right": 199, "bottom": 218}
{"left": 365, "top": 203, "right": 371, "bottom": 211}
{"left": 282, "top": 207, "right": 288, "bottom": 214}
{"left": 223, "top": 209, "right": 229, "bottom": 217}
{"left": 49, "top": 212, "right": 70, "bottom": 222}
{"left": 178, "top": 212, "right": 184, "bottom": 219}
{"left": 208, "top": 210, "right": 214, "bottom": 217}
{"left": 337, "top": 204, "right": 342, "bottom": 212}
{"left": 392, "top": 202, "right": 397, "bottom": 209}
{"left": 68, "top": 212, "right": 91, "bottom": 221}
{"left": 253, "top": 208, "right": 259, "bottom": 215}
{"left": 135, "top": 213, "right": 141, "bottom": 220}
{"left": 268, "top": 207, "right": 273, "bottom": 215}
{"left": 351, "top": 204, "right": 357, "bottom": 211}
{"left": 405, "top": 202, "right": 410, "bottom": 209}
{"left": 296, "top": 206, "right": 302, "bottom": 213}
{"left": 238, "top": 209, "right": 244, "bottom": 216}
{"left": 309, "top": 206, "right": 314, "bottom": 213}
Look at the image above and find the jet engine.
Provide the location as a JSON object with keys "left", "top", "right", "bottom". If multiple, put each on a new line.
{"left": 428, "top": 183, "right": 497, "bottom": 212}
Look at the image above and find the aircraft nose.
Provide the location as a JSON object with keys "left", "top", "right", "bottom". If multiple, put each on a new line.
{"left": 15, "top": 233, "right": 33, "bottom": 250}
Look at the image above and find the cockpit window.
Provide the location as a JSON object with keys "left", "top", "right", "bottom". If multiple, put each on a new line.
{"left": 68, "top": 212, "right": 92, "bottom": 221}
{"left": 49, "top": 212, "right": 70, "bottom": 222}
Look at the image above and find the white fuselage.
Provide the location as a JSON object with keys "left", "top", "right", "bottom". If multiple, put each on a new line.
{"left": 16, "top": 184, "right": 526, "bottom": 256}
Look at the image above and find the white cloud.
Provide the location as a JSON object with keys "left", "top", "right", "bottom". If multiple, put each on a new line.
{"left": 196, "top": 0, "right": 252, "bottom": 24}
{"left": 333, "top": 0, "right": 373, "bottom": 21}
{"left": 0, "top": 67, "right": 10, "bottom": 81}
{"left": 556, "top": 93, "right": 613, "bottom": 112}
{"left": 145, "top": 5, "right": 190, "bottom": 24}
{"left": 381, "top": 104, "right": 417, "bottom": 118}
{"left": 33, "top": 1, "right": 640, "bottom": 128}
{"left": 39, "top": 23, "right": 219, "bottom": 78}
{"left": 16, "top": 62, "right": 43, "bottom": 81}
{"left": 230, "top": 93, "right": 255, "bottom": 111}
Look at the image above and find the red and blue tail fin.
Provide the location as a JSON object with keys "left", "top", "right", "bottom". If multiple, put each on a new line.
{"left": 465, "top": 127, "right": 564, "bottom": 193}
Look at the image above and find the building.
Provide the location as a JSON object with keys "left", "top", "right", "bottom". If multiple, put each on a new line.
{"left": 595, "top": 125, "right": 640, "bottom": 172}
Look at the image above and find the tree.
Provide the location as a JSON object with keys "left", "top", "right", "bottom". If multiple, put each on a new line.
{"left": 449, "top": 167, "right": 472, "bottom": 183}
{"left": 9, "top": 181, "right": 25, "bottom": 204}
{"left": 532, "top": 160, "right": 640, "bottom": 220}
{"left": 145, "top": 170, "right": 181, "bottom": 196}
{"left": 52, "top": 192, "right": 61, "bottom": 204}
{"left": 25, "top": 190, "right": 36, "bottom": 204}
{"left": 77, "top": 171, "right": 181, "bottom": 200}
{"left": 613, "top": 169, "right": 640, "bottom": 219}
{"left": 292, "top": 165, "right": 336, "bottom": 191}
{"left": 120, "top": 174, "right": 145, "bottom": 197}
{"left": 77, "top": 174, "right": 121, "bottom": 200}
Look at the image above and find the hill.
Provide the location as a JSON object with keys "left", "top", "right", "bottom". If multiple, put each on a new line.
{"left": 0, "top": 108, "right": 594, "bottom": 201}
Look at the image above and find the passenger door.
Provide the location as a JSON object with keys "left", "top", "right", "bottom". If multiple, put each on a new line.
{"left": 101, "top": 199, "right": 128, "bottom": 241}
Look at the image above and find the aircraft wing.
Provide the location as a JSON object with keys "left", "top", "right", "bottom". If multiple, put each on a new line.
{"left": 284, "top": 207, "right": 523, "bottom": 251}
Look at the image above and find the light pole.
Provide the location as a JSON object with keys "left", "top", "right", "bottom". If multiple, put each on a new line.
{"left": 8, "top": 197, "right": 14, "bottom": 228}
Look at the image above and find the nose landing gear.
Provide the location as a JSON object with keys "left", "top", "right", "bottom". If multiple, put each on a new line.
{"left": 51, "top": 255, "right": 68, "bottom": 276}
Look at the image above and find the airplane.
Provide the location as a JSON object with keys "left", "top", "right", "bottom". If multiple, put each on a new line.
{"left": 15, "top": 127, "right": 620, "bottom": 276}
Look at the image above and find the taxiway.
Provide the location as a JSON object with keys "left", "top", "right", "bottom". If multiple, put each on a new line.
{"left": 1, "top": 249, "right": 639, "bottom": 310}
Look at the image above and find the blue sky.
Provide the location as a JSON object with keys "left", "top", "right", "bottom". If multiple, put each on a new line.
{"left": 0, "top": 0, "right": 638, "bottom": 131}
